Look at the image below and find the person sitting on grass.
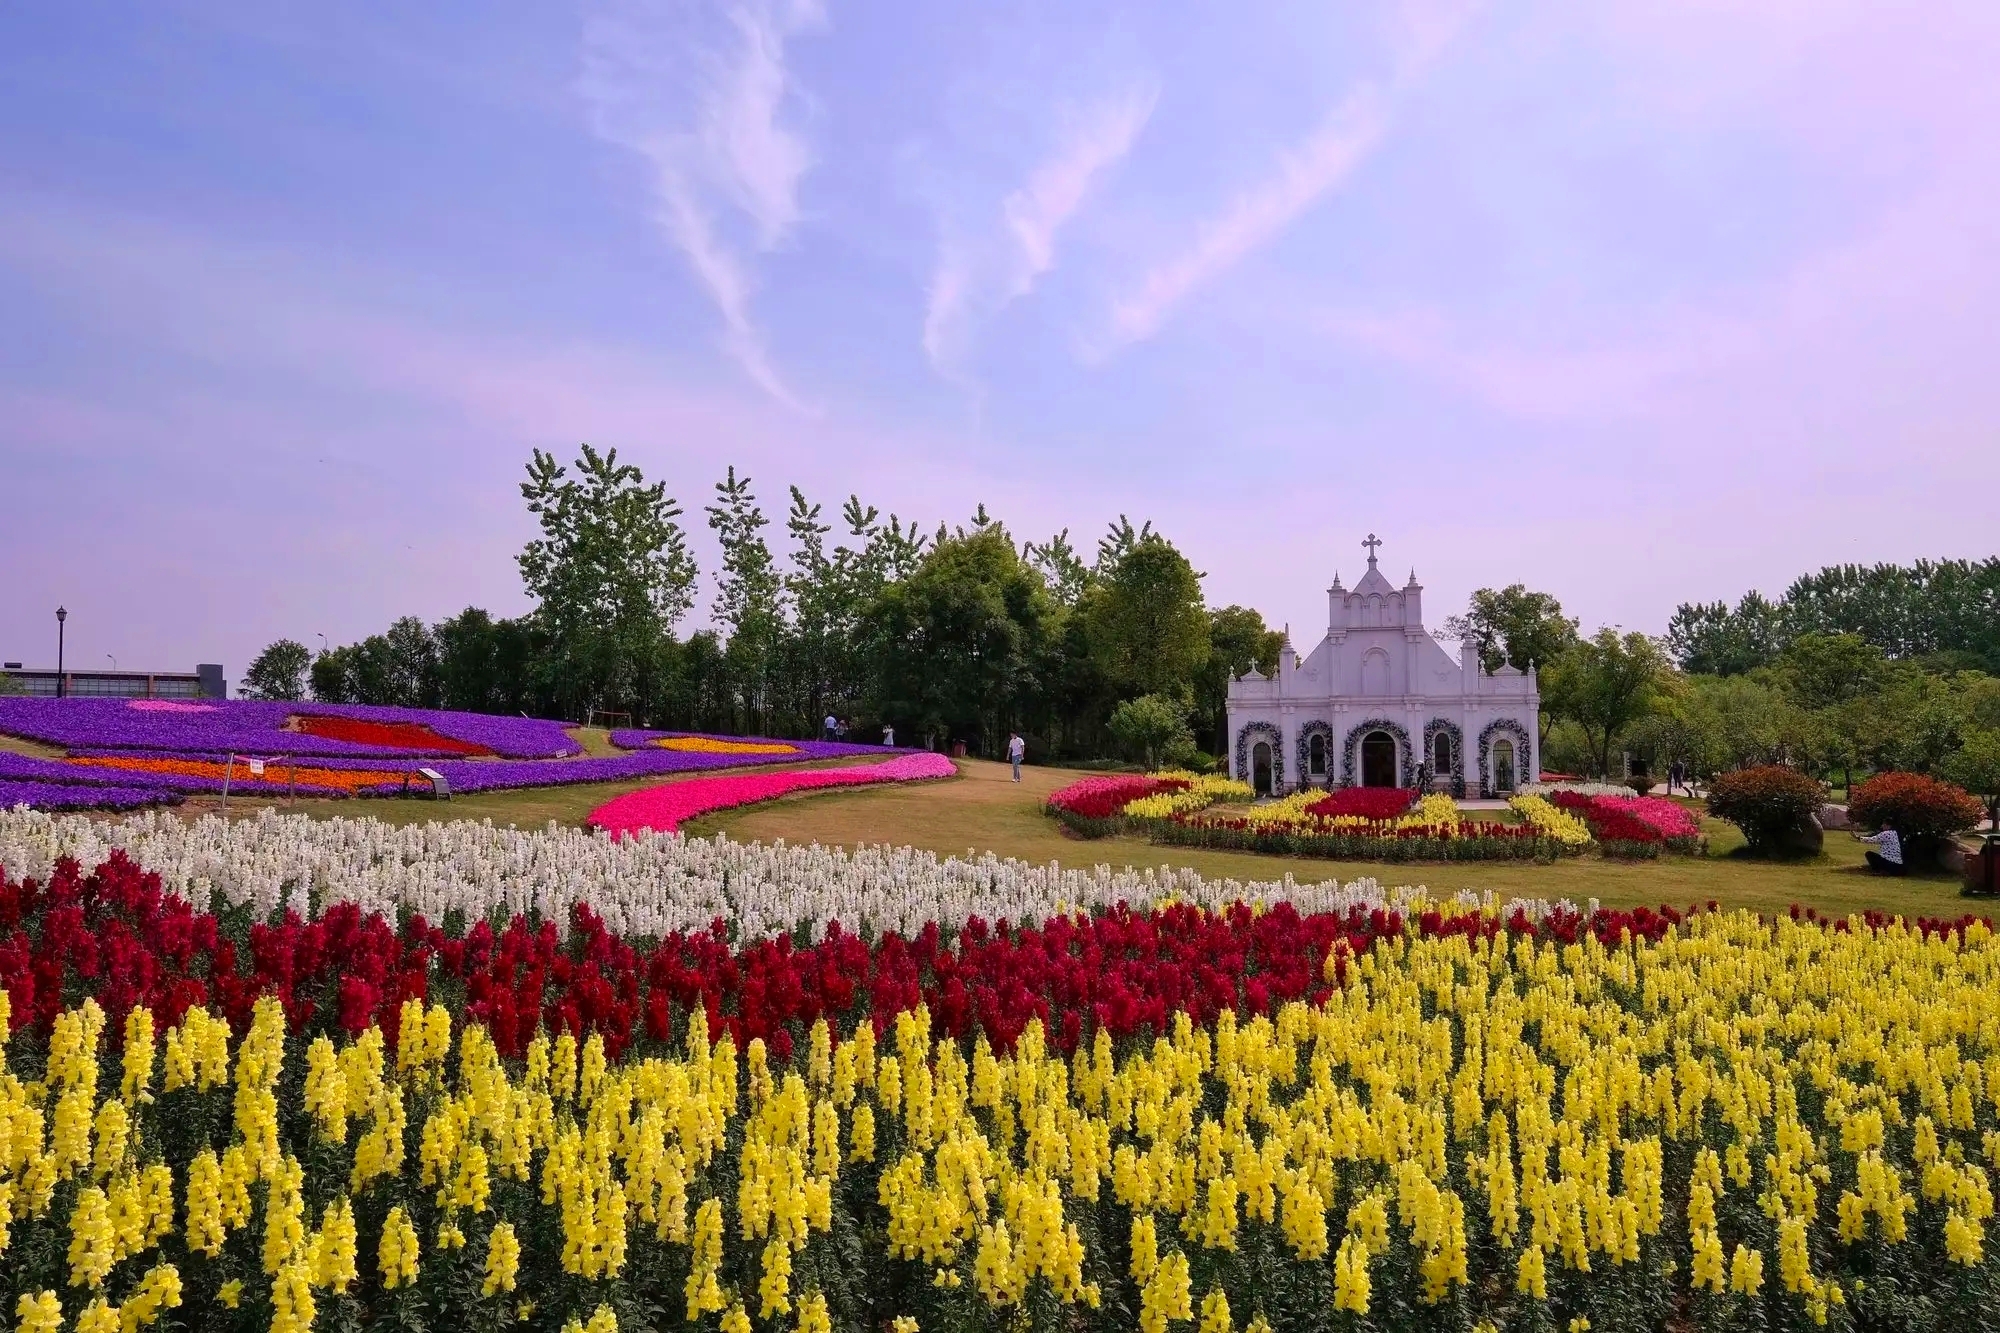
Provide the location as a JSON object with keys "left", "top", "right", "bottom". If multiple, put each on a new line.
{"left": 1856, "top": 826, "right": 1904, "bottom": 875}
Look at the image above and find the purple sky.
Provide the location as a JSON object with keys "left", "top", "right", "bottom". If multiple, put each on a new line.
{"left": 3, "top": 1, "right": 1997, "bottom": 682}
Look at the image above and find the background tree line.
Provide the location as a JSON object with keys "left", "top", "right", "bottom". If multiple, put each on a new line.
{"left": 241, "top": 446, "right": 1283, "bottom": 765}
{"left": 237, "top": 448, "right": 2000, "bottom": 806}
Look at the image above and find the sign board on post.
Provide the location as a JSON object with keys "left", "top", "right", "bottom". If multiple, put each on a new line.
{"left": 417, "top": 767, "right": 450, "bottom": 800}
{"left": 247, "top": 758, "right": 266, "bottom": 778}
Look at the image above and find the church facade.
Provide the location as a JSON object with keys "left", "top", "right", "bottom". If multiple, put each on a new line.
{"left": 1227, "top": 537, "right": 1540, "bottom": 797}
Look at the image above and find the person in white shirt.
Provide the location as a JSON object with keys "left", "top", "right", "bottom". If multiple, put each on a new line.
{"left": 1008, "top": 732, "right": 1025, "bottom": 782}
{"left": 1857, "top": 827, "right": 1903, "bottom": 875}
{"left": 823, "top": 714, "right": 837, "bottom": 742}
{"left": 881, "top": 723, "right": 895, "bottom": 747}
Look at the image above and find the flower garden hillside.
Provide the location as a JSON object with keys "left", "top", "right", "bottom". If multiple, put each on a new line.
{"left": 1047, "top": 774, "right": 1704, "bottom": 863}
{"left": 1, "top": 808, "right": 1998, "bottom": 1333}
{"left": 0, "top": 698, "right": 899, "bottom": 810}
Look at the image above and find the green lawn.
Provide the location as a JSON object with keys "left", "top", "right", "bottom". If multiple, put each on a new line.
{"left": 171, "top": 757, "right": 1981, "bottom": 922}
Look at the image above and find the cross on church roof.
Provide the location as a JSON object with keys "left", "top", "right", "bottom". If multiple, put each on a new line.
{"left": 1362, "top": 533, "right": 1382, "bottom": 565}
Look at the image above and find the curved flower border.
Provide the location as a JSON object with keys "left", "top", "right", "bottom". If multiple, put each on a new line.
{"left": 1477, "top": 717, "right": 1533, "bottom": 798}
{"left": 1340, "top": 718, "right": 1413, "bottom": 789}
{"left": 1295, "top": 721, "right": 1334, "bottom": 786}
{"left": 1234, "top": 722, "right": 1284, "bottom": 792}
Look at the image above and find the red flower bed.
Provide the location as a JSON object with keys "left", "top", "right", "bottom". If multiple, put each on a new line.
{"left": 12, "top": 853, "right": 1872, "bottom": 1064}
{"left": 1547, "top": 789, "right": 1668, "bottom": 856}
{"left": 292, "top": 714, "right": 496, "bottom": 756}
{"left": 1303, "top": 786, "right": 1417, "bottom": 820}
{"left": 1044, "top": 774, "right": 1190, "bottom": 835}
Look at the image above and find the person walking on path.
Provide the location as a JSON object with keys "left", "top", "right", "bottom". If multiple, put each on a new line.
{"left": 1667, "top": 758, "right": 1686, "bottom": 797}
{"left": 1008, "top": 732, "right": 1025, "bottom": 782}
{"left": 881, "top": 722, "right": 895, "bottom": 747}
{"left": 1857, "top": 827, "right": 1904, "bottom": 875}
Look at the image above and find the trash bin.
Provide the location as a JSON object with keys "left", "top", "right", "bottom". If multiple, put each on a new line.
{"left": 951, "top": 740, "right": 967, "bottom": 758}
{"left": 1967, "top": 836, "right": 2000, "bottom": 896}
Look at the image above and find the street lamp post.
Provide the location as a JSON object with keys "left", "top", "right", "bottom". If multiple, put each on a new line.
{"left": 55, "top": 607, "right": 66, "bottom": 698}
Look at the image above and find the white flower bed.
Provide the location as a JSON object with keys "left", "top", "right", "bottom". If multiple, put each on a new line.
{"left": 0, "top": 807, "right": 1590, "bottom": 941}
{"left": 1518, "top": 780, "right": 1636, "bottom": 798}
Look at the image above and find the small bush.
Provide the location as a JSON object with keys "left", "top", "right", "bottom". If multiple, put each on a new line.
{"left": 1706, "top": 765, "right": 1825, "bottom": 853}
{"left": 1847, "top": 772, "right": 1983, "bottom": 862}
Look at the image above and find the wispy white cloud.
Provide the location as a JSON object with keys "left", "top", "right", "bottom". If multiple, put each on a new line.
{"left": 578, "top": 0, "right": 825, "bottom": 409}
{"left": 922, "top": 83, "right": 1156, "bottom": 376}
{"left": 1103, "top": 89, "right": 1386, "bottom": 349}
{"left": 1096, "top": 0, "right": 1479, "bottom": 354}
{"left": 1002, "top": 87, "right": 1157, "bottom": 298}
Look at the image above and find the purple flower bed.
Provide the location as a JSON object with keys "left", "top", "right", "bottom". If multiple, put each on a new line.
{"left": 17, "top": 733, "right": 915, "bottom": 801}
{"left": 607, "top": 728, "right": 893, "bottom": 758}
{"left": 0, "top": 698, "right": 578, "bottom": 759}
{"left": 0, "top": 779, "right": 183, "bottom": 811}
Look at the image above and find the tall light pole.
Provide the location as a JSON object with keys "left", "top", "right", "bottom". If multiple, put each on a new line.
{"left": 107, "top": 654, "right": 117, "bottom": 673}
{"left": 55, "top": 607, "right": 66, "bottom": 698}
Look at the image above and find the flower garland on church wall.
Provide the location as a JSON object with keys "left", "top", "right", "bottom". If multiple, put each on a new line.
{"left": 1295, "top": 721, "right": 1334, "bottom": 785}
{"left": 1340, "top": 718, "right": 1413, "bottom": 788}
{"left": 1477, "top": 717, "right": 1533, "bottom": 798}
{"left": 1234, "top": 721, "right": 1284, "bottom": 789}
{"left": 1422, "top": 718, "right": 1465, "bottom": 796}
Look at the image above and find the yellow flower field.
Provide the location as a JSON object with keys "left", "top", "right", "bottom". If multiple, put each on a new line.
{"left": 3, "top": 908, "right": 1997, "bottom": 1333}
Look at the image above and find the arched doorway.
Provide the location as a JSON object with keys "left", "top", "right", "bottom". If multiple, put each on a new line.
{"left": 1492, "top": 739, "right": 1517, "bottom": 793}
{"left": 1252, "top": 742, "right": 1274, "bottom": 796}
{"left": 1361, "top": 731, "right": 1397, "bottom": 787}
{"left": 1307, "top": 732, "right": 1327, "bottom": 780}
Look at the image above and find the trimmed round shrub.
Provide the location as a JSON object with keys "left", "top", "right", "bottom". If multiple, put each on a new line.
{"left": 1847, "top": 771, "right": 1983, "bottom": 863}
{"left": 1706, "top": 765, "right": 1825, "bottom": 853}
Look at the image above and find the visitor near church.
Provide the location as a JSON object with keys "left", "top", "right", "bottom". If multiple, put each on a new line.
{"left": 881, "top": 722, "right": 895, "bottom": 747}
{"left": 1008, "top": 732, "right": 1025, "bottom": 781}
{"left": 823, "top": 713, "right": 837, "bottom": 742}
{"left": 1226, "top": 535, "right": 1541, "bottom": 799}
{"left": 1857, "top": 827, "right": 1904, "bottom": 876}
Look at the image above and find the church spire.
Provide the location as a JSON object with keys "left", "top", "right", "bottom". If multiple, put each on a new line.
{"left": 1362, "top": 533, "right": 1382, "bottom": 567}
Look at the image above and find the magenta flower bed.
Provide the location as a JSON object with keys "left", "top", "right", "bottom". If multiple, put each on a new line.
{"left": 0, "top": 698, "right": 579, "bottom": 759}
{"left": 1593, "top": 794, "right": 1702, "bottom": 841}
{"left": 587, "top": 751, "right": 958, "bottom": 837}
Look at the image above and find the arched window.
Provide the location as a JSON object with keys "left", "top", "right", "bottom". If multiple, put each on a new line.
{"left": 1308, "top": 732, "right": 1327, "bottom": 777}
{"left": 1493, "top": 739, "right": 1516, "bottom": 793}
{"left": 1361, "top": 648, "right": 1391, "bottom": 697}
{"left": 1433, "top": 732, "right": 1451, "bottom": 775}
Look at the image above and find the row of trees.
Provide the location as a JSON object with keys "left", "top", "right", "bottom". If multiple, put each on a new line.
{"left": 236, "top": 444, "right": 2000, "bottom": 797}
{"left": 241, "top": 446, "right": 1284, "bottom": 762}
{"left": 1666, "top": 558, "right": 2000, "bottom": 676}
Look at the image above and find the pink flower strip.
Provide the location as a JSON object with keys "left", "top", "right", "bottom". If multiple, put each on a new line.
{"left": 586, "top": 750, "right": 958, "bottom": 837}
{"left": 1593, "top": 794, "right": 1702, "bottom": 839}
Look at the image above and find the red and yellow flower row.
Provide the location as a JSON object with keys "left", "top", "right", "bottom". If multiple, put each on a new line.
{"left": 4, "top": 891, "right": 1998, "bottom": 1333}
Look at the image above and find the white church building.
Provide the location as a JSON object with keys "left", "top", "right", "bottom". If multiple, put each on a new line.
{"left": 1227, "top": 536, "right": 1540, "bottom": 797}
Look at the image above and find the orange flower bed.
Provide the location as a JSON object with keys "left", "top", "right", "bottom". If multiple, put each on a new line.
{"left": 652, "top": 736, "right": 801, "bottom": 755}
{"left": 66, "top": 755, "right": 413, "bottom": 793}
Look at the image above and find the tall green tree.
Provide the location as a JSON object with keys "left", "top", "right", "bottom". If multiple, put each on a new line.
{"left": 706, "top": 468, "right": 785, "bottom": 730}
{"left": 519, "top": 444, "right": 698, "bottom": 721}
{"left": 1108, "top": 694, "right": 1194, "bottom": 771}
{"left": 861, "top": 524, "right": 1054, "bottom": 754}
{"left": 1087, "top": 532, "right": 1209, "bottom": 699}
{"left": 1542, "top": 630, "right": 1674, "bottom": 777}
{"left": 1665, "top": 591, "right": 1787, "bottom": 676}
{"left": 240, "top": 639, "right": 311, "bottom": 701}
{"left": 1442, "top": 585, "right": 1579, "bottom": 675}
{"left": 1195, "top": 606, "right": 1283, "bottom": 753}
{"left": 1025, "top": 530, "right": 1093, "bottom": 608}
